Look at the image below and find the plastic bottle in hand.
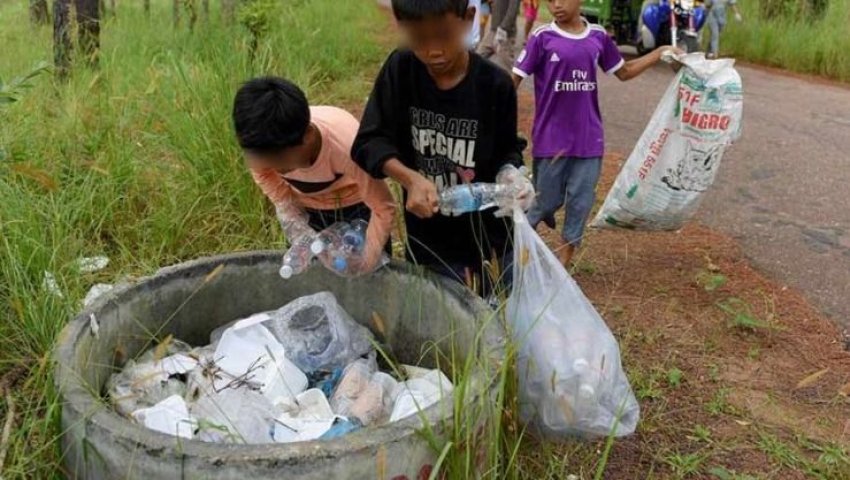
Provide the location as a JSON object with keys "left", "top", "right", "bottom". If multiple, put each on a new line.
{"left": 341, "top": 219, "right": 368, "bottom": 253}
{"left": 329, "top": 220, "right": 368, "bottom": 273}
{"left": 279, "top": 235, "right": 320, "bottom": 279}
{"left": 438, "top": 183, "right": 509, "bottom": 216}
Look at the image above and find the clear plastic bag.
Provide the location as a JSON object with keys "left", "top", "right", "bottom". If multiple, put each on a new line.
{"left": 592, "top": 53, "right": 743, "bottom": 231}
{"left": 507, "top": 210, "right": 640, "bottom": 438}
{"left": 191, "top": 389, "right": 277, "bottom": 444}
{"left": 106, "top": 352, "right": 193, "bottom": 417}
{"left": 262, "top": 292, "right": 375, "bottom": 373}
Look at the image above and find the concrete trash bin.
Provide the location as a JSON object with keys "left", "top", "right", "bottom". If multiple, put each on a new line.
{"left": 55, "top": 251, "right": 503, "bottom": 480}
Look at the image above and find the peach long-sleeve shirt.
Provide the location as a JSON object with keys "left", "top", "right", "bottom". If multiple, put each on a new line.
{"left": 251, "top": 106, "right": 395, "bottom": 269}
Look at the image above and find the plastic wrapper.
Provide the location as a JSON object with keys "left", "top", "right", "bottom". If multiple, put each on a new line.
{"left": 508, "top": 209, "right": 640, "bottom": 438}
{"left": 131, "top": 395, "right": 195, "bottom": 439}
{"left": 389, "top": 369, "right": 453, "bottom": 423}
{"left": 262, "top": 292, "right": 375, "bottom": 373}
{"left": 212, "top": 315, "right": 308, "bottom": 403}
{"left": 191, "top": 389, "right": 277, "bottom": 444}
{"left": 329, "top": 355, "right": 388, "bottom": 426}
{"left": 592, "top": 53, "right": 743, "bottom": 230}
{"left": 106, "top": 351, "right": 195, "bottom": 417}
{"left": 272, "top": 389, "right": 338, "bottom": 443}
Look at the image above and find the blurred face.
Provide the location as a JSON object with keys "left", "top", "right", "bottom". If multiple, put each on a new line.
{"left": 546, "top": 0, "right": 582, "bottom": 24}
{"left": 243, "top": 146, "right": 306, "bottom": 174}
{"left": 242, "top": 124, "right": 319, "bottom": 173}
{"left": 398, "top": 9, "right": 475, "bottom": 75}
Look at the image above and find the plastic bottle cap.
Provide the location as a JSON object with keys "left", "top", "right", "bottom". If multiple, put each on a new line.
{"left": 279, "top": 265, "right": 293, "bottom": 279}
{"left": 573, "top": 358, "right": 590, "bottom": 371}
{"left": 579, "top": 384, "right": 596, "bottom": 399}
{"left": 333, "top": 256, "right": 347, "bottom": 272}
{"left": 310, "top": 240, "right": 325, "bottom": 255}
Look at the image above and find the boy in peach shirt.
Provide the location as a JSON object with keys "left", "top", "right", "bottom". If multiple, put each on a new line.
{"left": 233, "top": 77, "right": 395, "bottom": 274}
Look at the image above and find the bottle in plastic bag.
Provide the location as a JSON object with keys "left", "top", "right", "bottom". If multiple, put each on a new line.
{"left": 315, "top": 220, "right": 370, "bottom": 275}
{"left": 438, "top": 183, "right": 510, "bottom": 216}
{"left": 508, "top": 210, "right": 640, "bottom": 438}
{"left": 279, "top": 234, "right": 325, "bottom": 279}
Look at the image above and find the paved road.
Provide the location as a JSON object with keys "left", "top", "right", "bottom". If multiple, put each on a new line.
{"left": 594, "top": 58, "right": 850, "bottom": 327}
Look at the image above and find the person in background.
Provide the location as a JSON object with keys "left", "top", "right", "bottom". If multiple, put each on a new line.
{"left": 480, "top": 0, "right": 491, "bottom": 33}
{"left": 512, "top": 0, "right": 681, "bottom": 266}
{"left": 353, "top": 0, "right": 531, "bottom": 297}
{"left": 466, "top": 0, "right": 483, "bottom": 48}
{"left": 705, "top": 0, "right": 742, "bottom": 59}
{"left": 476, "top": 0, "right": 521, "bottom": 66}
{"left": 233, "top": 77, "right": 396, "bottom": 275}
{"left": 522, "top": 0, "right": 539, "bottom": 42}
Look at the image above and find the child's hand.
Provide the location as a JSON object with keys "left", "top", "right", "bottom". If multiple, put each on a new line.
{"left": 734, "top": 12, "right": 743, "bottom": 22}
{"left": 495, "top": 165, "right": 535, "bottom": 217}
{"left": 659, "top": 46, "right": 686, "bottom": 64}
{"left": 406, "top": 173, "right": 440, "bottom": 219}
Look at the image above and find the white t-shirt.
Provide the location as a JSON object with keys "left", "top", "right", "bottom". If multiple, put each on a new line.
{"left": 466, "top": 0, "right": 482, "bottom": 48}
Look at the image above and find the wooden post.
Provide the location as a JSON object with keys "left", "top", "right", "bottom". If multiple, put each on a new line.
{"left": 73, "top": 0, "right": 100, "bottom": 67}
{"left": 30, "top": 0, "right": 50, "bottom": 24}
{"left": 53, "top": 0, "right": 73, "bottom": 78}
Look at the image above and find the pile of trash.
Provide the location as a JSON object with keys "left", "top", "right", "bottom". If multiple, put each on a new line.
{"left": 106, "top": 292, "right": 453, "bottom": 444}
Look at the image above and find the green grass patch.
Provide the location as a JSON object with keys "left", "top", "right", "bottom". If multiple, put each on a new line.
{"left": 721, "top": 0, "right": 850, "bottom": 82}
{"left": 0, "top": 0, "right": 385, "bottom": 476}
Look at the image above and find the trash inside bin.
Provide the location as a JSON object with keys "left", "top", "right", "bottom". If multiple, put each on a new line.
{"left": 56, "top": 252, "right": 501, "bottom": 480}
{"left": 107, "top": 293, "right": 454, "bottom": 445}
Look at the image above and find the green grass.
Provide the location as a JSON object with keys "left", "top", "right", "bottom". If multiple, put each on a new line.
{"left": 721, "top": 0, "right": 850, "bottom": 82}
{"left": 0, "top": 0, "right": 385, "bottom": 477}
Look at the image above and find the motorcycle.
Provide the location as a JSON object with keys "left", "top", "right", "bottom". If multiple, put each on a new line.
{"left": 639, "top": 0, "right": 707, "bottom": 54}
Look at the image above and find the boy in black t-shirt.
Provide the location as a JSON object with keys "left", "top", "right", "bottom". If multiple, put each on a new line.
{"left": 352, "top": 0, "right": 529, "bottom": 296}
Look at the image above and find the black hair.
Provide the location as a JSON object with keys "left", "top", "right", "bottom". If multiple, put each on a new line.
{"left": 232, "top": 76, "right": 310, "bottom": 153}
{"left": 391, "top": 0, "right": 470, "bottom": 21}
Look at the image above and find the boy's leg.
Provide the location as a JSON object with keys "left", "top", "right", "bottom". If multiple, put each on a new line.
{"left": 707, "top": 12, "right": 720, "bottom": 57}
{"left": 478, "top": 0, "right": 507, "bottom": 57}
{"left": 523, "top": 3, "right": 538, "bottom": 40}
{"left": 528, "top": 157, "right": 566, "bottom": 230}
{"left": 561, "top": 157, "right": 603, "bottom": 262}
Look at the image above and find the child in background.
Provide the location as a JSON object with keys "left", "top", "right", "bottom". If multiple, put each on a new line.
{"left": 233, "top": 77, "right": 396, "bottom": 275}
{"left": 522, "top": 0, "right": 539, "bottom": 42}
{"left": 466, "top": 0, "right": 483, "bottom": 48}
{"left": 512, "top": 0, "right": 680, "bottom": 266}
{"left": 353, "top": 0, "right": 531, "bottom": 296}
{"left": 480, "top": 0, "right": 491, "bottom": 32}
{"left": 706, "top": 0, "right": 743, "bottom": 59}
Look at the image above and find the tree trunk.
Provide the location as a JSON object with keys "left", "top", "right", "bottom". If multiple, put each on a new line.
{"left": 222, "top": 0, "right": 236, "bottom": 23}
{"left": 173, "top": 0, "right": 180, "bottom": 27}
{"left": 30, "top": 0, "right": 50, "bottom": 24}
{"left": 73, "top": 0, "right": 100, "bottom": 67}
{"left": 186, "top": 0, "right": 197, "bottom": 31}
{"left": 143, "top": 0, "right": 149, "bottom": 14}
{"left": 53, "top": 0, "right": 72, "bottom": 78}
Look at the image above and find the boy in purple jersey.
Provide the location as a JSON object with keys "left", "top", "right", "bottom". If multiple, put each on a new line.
{"left": 512, "top": 0, "right": 680, "bottom": 266}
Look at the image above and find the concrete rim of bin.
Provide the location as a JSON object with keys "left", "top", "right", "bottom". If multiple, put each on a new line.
{"left": 55, "top": 251, "right": 503, "bottom": 464}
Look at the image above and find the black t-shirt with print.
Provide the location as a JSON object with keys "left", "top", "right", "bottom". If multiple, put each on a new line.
{"left": 352, "top": 49, "right": 525, "bottom": 270}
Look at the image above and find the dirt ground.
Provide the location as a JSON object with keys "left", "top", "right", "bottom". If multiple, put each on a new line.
{"left": 517, "top": 90, "right": 850, "bottom": 479}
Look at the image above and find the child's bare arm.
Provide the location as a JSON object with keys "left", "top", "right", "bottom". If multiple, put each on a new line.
{"left": 615, "top": 46, "right": 682, "bottom": 81}
{"left": 512, "top": 73, "right": 523, "bottom": 89}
